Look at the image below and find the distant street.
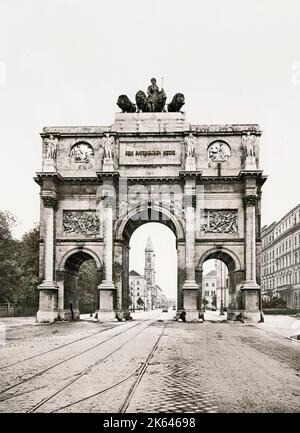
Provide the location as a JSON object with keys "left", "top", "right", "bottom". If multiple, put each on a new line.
{"left": 0, "top": 310, "right": 299, "bottom": 413}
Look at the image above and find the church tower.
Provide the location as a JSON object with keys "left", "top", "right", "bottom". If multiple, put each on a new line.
{"left": 144, "top": 236, "right": 155, "bottom": 286}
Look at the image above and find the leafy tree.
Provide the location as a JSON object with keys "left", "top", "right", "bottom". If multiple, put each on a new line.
{"left": 0, "top": 211, "right": 19, "bottom": 303}
{"left": 77, "top": 260, "right": 98, "bottom": 311}
{"left": 15, "top": 225, "right": 40, "bottom": 307}
{"left": 262, "top": 296, "right": 287, "bottom": 309}
{"left": 137, "top": 297, "right": 144, "bottom": 309}
{"left": 202, "top": 297, "right": 209, "bottom": 311}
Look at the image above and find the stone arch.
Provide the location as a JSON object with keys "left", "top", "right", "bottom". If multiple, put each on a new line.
{"left": 197, "top": 247, "right": 244, "bottom": 318}
{"left": 197, "top": 247, "right": 242, "bottom": 273}
{"left": 58, "top": 247, "right": 102, "bottom": 272}
{"left": 115, "top": 203, "right": 184, "bottom": 242}
{"left": 57, "top": 248, "right": 102, "bottom": 320}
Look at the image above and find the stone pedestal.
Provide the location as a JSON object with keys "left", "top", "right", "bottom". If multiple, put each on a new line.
{"left": 102, "top": 158, "right": 114, "bottom": 172}
{"left": 183, "top": 281, "right": 199, "bottom": 321}
{"left": 185, "top": 156, "right": 196, "bottom": 171}
{"left": 241, "top": 286, "right": 261, "bottom": 322}
{"left": 37, "top": 281, "right": 59, "bottom": 323}
{"left": 97, "top": 280, "right": 116, "bottom": 321}
{"left": 244, "top": 156, "right": 257, "bottom": 170}
{"left": 42, "top": 157, "right": 56, "bottom": 172}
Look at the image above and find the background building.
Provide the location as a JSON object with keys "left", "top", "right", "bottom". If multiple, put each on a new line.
{"left": 261, "top": 204, "right": 300, "bottom": 309}
{"left": 129, "top": 270, "right": 149, "bottom": 310}
{"left": 203, "top": 269, "right": 217, "bottom": 309}
{"left": 216, "top": 260, "right": 229, "bottom": 311}
{"left": 129, "top": 237, "right": 167, "bottom": 310}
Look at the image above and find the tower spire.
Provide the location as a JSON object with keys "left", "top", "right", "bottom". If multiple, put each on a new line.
{"left": 145, "top": 236, "right": 154, "bottom": 251}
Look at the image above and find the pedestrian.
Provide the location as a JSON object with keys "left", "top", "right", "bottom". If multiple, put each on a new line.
{"left": 180, "top": 310, "right": 186, "bottom": 322}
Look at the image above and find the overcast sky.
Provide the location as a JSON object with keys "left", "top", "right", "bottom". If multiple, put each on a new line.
{"left": 1, "top": 0, "right": 299, "bottom": 297}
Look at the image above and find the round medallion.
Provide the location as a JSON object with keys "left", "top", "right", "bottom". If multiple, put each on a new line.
{"left": 207, "top": 141, "right": 230, "bottom": 163}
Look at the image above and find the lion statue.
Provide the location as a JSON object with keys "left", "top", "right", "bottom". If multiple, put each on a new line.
{"left": 135, "top": 90, "right": 148, "bottom": 112}
{"left": 117, "top": 95, "right": 136, "bottom": 113}
{"left": 167, "top": 93, "right": 185, "bottom": 112}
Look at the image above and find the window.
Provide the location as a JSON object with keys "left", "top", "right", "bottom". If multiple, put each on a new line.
{"left": 206, "top": 283, "right": 209, "bottom": 287}
{"left": 212, "top": 283, "right": 215, "bottom": 287}
{"left": 205, "top": 291, "right": 209, "bottom": 296}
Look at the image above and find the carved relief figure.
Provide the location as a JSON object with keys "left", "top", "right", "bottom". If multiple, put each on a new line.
{"left": 201, "top": 210, "right": 238, "bottom": 233}
{"left": 45, "top": 135, "right": 58, "bottom": 159}
{"left": 63, "top": 211, "right": 100, "bottom": 234}
{"left": 184, "top": 133, "right": 196, "bottom": 157}
{"left": 242, "top": 132, "right": 256, "bottom": 157}
{"left": 208, "top": 141, "right": 230, "bottom": 162}
{"left": 70, "top": 142, "right": 94, "bottom": 164}
{"left": 103, "top": 133, "right": 114, "bottom": 160}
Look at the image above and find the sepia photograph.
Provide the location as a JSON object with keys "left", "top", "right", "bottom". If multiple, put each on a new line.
{"left": 0, "top": 0, "right": 299, "bottom": 423}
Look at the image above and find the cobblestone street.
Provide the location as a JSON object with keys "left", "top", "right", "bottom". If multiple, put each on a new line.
{"left": 0, "top": 311, "right": 299, "bottom": 413}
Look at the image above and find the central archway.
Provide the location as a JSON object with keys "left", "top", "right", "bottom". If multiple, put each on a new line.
{"left": 114, "top": 205, "right": 185, "bottom": 315}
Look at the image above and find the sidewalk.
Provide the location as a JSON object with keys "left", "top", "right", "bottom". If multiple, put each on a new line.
{"left": 254, "top": 314, "right": 300, "bottom": 340}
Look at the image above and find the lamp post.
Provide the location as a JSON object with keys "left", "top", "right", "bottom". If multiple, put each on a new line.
{"left": 220, "top": 286, "right": 225, "bottom": 315}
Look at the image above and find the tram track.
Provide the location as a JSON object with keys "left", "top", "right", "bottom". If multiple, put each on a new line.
{"left": 47, "top": 322, "right": 167, "bottom": 413}
{"left": 0, "top": 323, "right": 121, "bottom": 371}
{"left": 27, "top": 320, "right": 164, "bottom": 413}
{"left": 0, "top": 319, "right": 149, "bottom": 401}
{"left": 118, "top": 322, "right": 167, "bottom": 413}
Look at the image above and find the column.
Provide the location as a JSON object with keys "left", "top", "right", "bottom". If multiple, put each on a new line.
{"left": 243, "top": 195, "right": 259, "bottom": 286}
{"left": 37, "top": 195, "right": 59, "bottom": 323}
{"left": 182, "top": 176, "right": 199, "bottom": 321}
{"left": 241, "top": 194, "right": 261, "bottom": 322}
{"left": 97, "top": 191, "right": 117, "bottom": 321}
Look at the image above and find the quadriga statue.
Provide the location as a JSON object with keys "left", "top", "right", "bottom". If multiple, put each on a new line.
{"left": 117, "top": 78, "right": 185, "bottom": 113}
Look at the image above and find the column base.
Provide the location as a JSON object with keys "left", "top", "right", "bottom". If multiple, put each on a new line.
{"left": 97, "top": 310, "right": 117, "bottom": 322}
{"left": 36, "top": 310, "right": 59, "bottom": 323}
{"left": 59, "top": 309, "right": 80, "bottom": 321}
{"left": 38, "top": 280, "right": 59, "bottom": 290}
{"left": 185, "top": 310, "right": 200, "bottom": 322}
{"left": 227, "top": 309, "right": 262, "bottom": 323}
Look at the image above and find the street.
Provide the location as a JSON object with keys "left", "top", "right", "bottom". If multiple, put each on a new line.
{"left": 0, "top": 310, "right": 299, "bottom": 413}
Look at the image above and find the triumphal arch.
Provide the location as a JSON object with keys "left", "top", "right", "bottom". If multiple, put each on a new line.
{"left": 35, "top": 79, "right": 266, "bottom": 323}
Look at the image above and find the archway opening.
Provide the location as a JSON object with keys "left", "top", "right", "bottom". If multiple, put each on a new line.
{"left": 202, "top": 259, "right": 229, "bottom": 315}
{"left": 198, "top": 249, "right": 244, "bottom": 318}
{"left": 63, "top": 251, "right": 100, "bottom": 320}
{"left": 128, "top": 222, "right": 177, "bottom": 315}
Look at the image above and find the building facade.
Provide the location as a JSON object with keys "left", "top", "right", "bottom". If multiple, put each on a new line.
{"left": 129, "top": 270, "right": 149, "bottom": 310}
{"left": 261, "top": 204, "right": 300, "bottom": 309}
{"left": 203, "top": 270, "right": 217, "bottom": 309}
{"left": 216, "top": 260, "right": 229, "bottom": 310}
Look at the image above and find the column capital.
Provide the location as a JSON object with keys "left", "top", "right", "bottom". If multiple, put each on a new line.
{"left": 42, "top": 195, "right": 58, "bottom": 208}
{"left": 243, "top": 194, "right": 258, "bottom": 207}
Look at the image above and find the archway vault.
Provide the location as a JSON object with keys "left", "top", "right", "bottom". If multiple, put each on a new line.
{"left": 197, "top": 247, "right": 242, "bottom": 273}
{"left": 115, "top": 204, "right": 185, "bottom": 243}
{"left": 58, "top": 247, "right": 102, "bottom": 272}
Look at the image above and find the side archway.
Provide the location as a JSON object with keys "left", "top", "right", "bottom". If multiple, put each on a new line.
{"left": 57, "top": 247, "right": 103, "bottom": 320}
{"left": 196, "top": 247, "right": 245, "bottom": 318}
